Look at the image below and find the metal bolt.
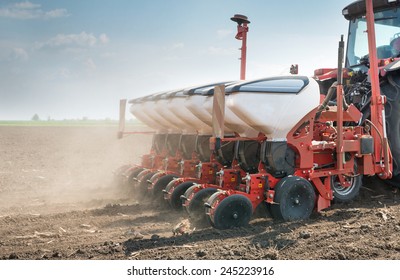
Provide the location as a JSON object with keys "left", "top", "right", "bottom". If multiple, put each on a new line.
{"left": 233, "top": 213, "right": 238, "bottom": 219}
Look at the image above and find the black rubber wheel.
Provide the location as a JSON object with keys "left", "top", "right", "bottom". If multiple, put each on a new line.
{"left": 113, "top": 164, "right": 132, "bottom": 188}
{"left": 187, "top": 188, "right": 218, "bottom": 226}
{"left": 382, "top": 73, "right": 400, "bottom": 186}
{"left": 270, "top": 176, "right": 316, "bottom": 221}
{"left": 169, "top": 181, "right": 195, "bottom": 210}
{"left": 210, "top": 194, "right": 253, "bottom": 230}
{"left": 126, "top": 167, "right": 144, "bottom": 190}
{"left": 182, "top": 185, "right": 198, "bottom": 214}
{"left": 331, "top": 163, "right": 362, "bottom": 202}
{"left": 152, "top": 174, "right": 177, "bottom": 202}
{"left": 137, "top": 171, "right": 156, "bottom": 198}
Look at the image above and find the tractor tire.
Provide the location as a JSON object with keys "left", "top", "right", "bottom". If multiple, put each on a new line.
{"left": 382, "top": 73, "right": 400, "bottom": 186}
{"left": 331, "top": 162, "right": 362, "bottom": 202}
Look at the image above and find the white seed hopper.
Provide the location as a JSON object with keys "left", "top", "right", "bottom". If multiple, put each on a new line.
{"left": 225, "top": 76, "right": 320, "bottom": 140}
{"left": 129, "top": 94, "right": 167, "bottom": 132}
{"left": 167, "top": 90, "right": 212, "bottom": 135}
{"left": 194, "top": 84, "right": 260, "bottom": 138}
{"left": 172, "top": 82, "right": 238, "bottom": 135}
{"left": 130, "top": 91, "right": 182, "bottom": 133}
{"left": 151, "top": 89, "right": 198, "bottom": 134}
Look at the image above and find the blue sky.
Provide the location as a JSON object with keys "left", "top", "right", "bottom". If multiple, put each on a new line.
{"left": 0, "top": 0, "right": 351, "bottom": 120}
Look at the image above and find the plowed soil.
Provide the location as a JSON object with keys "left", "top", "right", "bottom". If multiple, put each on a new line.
{"left": 0, "top": 126, "right": 399, "bottom": 260}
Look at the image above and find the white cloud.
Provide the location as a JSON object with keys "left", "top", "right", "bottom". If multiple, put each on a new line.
{"left": 217, "top": 29, "right": 233, "bottom": 38}
{"left": 13, "top": 47, "right": 29, "bottom": 60}
{"left": 58, "top": 68, "right": 71, "bottom": 79}
{"left": 0, "top": 1, "right": 68, "bottom": 20}
{"left": 37, "top": 32, "right": 109, "bottom": 49}
{"left": 206, "top": 46, "right": 236, "bottom": 56}
{"left": 99, "top": 33, "right": 110, "bottom": 44}
{"left": 171, "top": 43, "right": 184, "bottom": 49}
{"left": 14, "top": 1, "right": 40, "bottom": 9}
{"left": 84, "top": 58, "right": 97, "bottom": 72}
{"left": 44, "top": 9, "right": 68, "bottom": 19}
{"left": 100, "top": 52, "right": 116, "bottom": 58}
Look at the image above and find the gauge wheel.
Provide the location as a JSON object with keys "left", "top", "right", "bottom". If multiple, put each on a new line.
{"left": 270, "top": 176, "right": 316, "bottom": 221}
{"left": 208, "top": 194, "right": 253, "bottom": 230}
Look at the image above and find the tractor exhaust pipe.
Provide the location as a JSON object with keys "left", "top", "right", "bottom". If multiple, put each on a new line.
{"left": 337, "top": 35, "right": 345, "bottom": 171}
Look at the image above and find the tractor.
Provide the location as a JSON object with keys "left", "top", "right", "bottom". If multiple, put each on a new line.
{"left": 118, "top": 0, "right": 400, "bottom": 230}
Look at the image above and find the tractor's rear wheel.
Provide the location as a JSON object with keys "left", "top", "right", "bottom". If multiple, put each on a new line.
{"left": 270, "top": 176, "right": 316, "bottom": 221}
{"left": 382, "top": 73, "right": 400, "bottom": 186}
{"left": 169, "top": 181, "right": 195, "bottom": 210}
{"left": 331, "top": 163, "right": 362, "bottom": 202}
{"left": 208, "top": 194, "right": 253, "bottom": 230}
{"left": 187, "top": 188, "right": 218, "bottom": 226}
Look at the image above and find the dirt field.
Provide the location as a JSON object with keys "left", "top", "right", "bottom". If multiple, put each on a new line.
{"left": 0, "top": 126, "right": 399, "bottom": 260}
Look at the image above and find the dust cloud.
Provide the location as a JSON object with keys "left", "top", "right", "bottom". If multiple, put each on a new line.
{"left": 0, "top": 126, "right": 152, "bottom": 214}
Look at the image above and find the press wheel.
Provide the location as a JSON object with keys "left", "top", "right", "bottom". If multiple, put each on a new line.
{"left": 137, "top": 171, "right": 156, "bottom": 198}
{"left": 113, "top": 164, "right": 132, "bottom": 188}
{"left": 169, "top": 181, "right": 195, "bottom": 210}
{"left": 126, "top": 167, "right": 144, "bottom": 190}
{"left": 152, "top": 174, "right": 177, "bottom": 202}
{"left": 182, "top": 185, "right": 200, "bottom": 215}
{"left": 187, "top": 188, "right": 218, "bottom": 226}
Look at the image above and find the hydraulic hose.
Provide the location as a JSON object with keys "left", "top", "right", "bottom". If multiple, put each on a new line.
{"left": 316, "top": 80, "right": 349, "bottom": 120}
{"left": 316, "top": 81, "right": 337, "bottom": 120}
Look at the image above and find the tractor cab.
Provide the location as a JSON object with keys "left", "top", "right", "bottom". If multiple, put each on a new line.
{"left": 315, "top": 1, "right": 400, "bottom": 92}
{"left": 344, "top": 0, "right": 400, "bottom": 71}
